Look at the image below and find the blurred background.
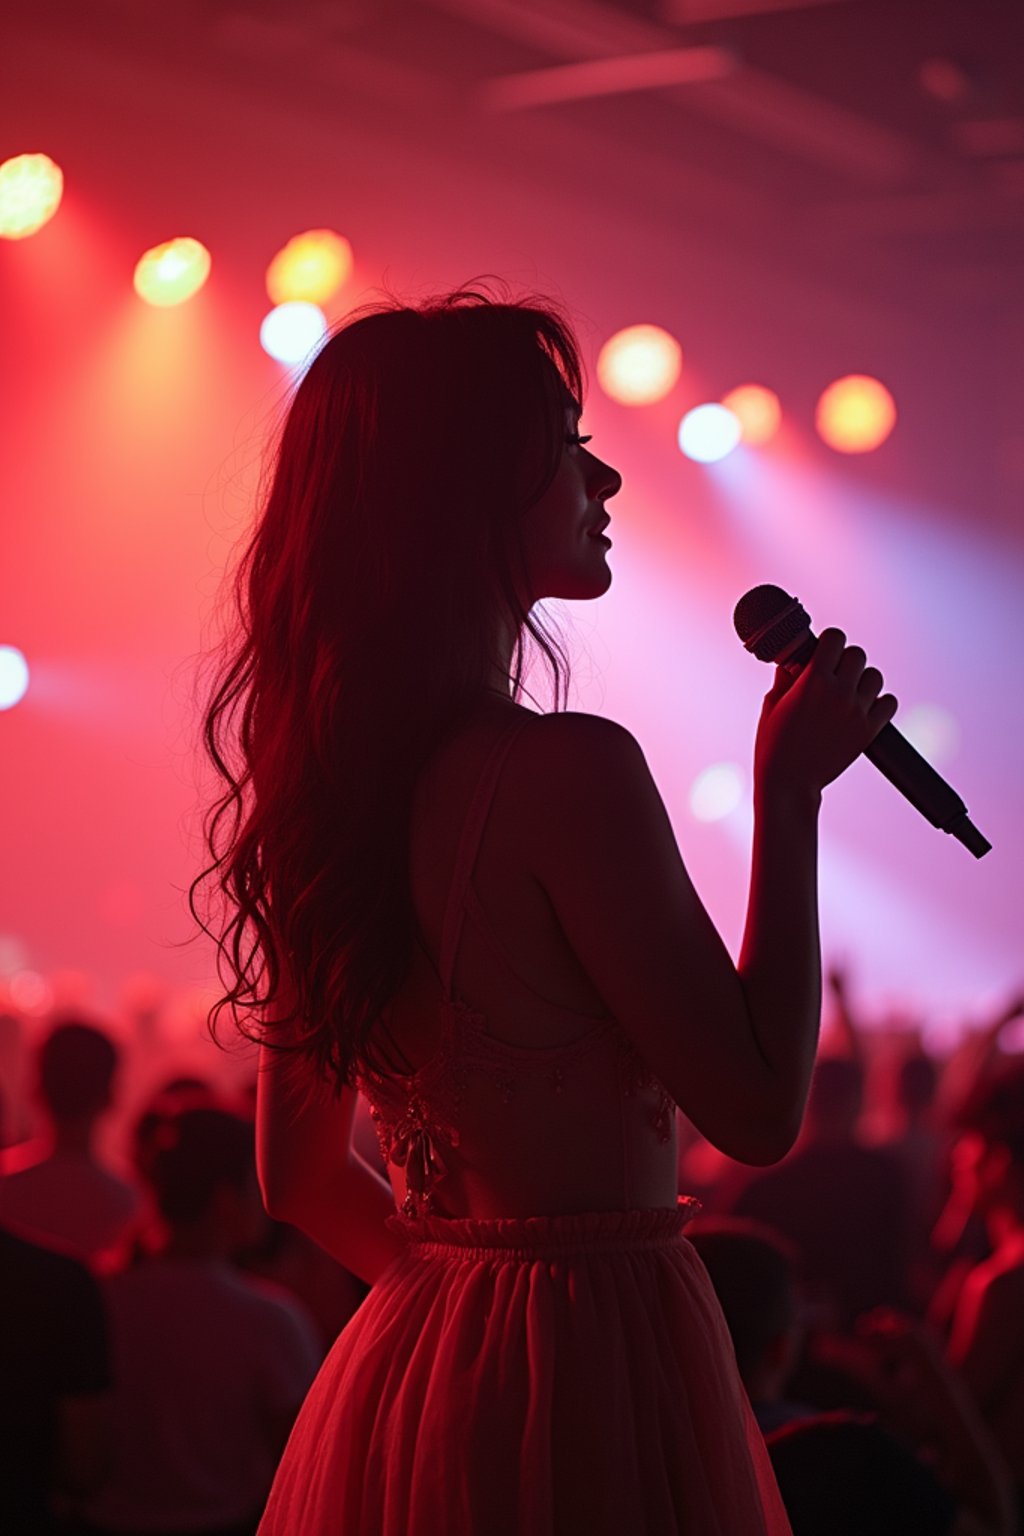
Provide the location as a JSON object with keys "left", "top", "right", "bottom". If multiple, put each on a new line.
{"left": 2, "top": 0, "right": 1023, "bottom": 1069}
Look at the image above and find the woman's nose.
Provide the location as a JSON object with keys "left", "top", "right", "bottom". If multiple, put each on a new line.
{"left": 590, "top": 456, "right": 622, "bottom": 500}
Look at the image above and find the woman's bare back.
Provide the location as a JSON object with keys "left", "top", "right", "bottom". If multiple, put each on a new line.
{"left": 361, "top": 698, "right": 679, "bottom": 1220}
{"left": 383, "top": 699, "right": 612, "bottom": 1074}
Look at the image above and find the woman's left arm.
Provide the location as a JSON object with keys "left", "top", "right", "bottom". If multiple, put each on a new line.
{"left": 255, "top": 979, "right": 406, "bottom": 1285}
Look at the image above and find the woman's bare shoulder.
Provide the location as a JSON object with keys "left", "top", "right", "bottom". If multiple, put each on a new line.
{"left": 424, "top": 702, "right": 648, "bottom": 825}
{"left": 526, "top": 706, "right": 634, "bottom": 732}
{"left": 508, "top": 708, "right": 648, "bottom": 795}
{"left": 516, "top": 707, "right": 643, "bottom": 752}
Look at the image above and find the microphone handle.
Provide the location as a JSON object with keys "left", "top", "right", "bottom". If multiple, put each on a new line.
{"left": 779, "top": 632, "right": 991, "bottom": 858}
{"left": 864, "top": 724, "right": 981, "bottom": 841}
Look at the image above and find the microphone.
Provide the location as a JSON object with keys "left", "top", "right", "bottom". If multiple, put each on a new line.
{"left": 734, "top": 584, "right": 991, "bottom": 859}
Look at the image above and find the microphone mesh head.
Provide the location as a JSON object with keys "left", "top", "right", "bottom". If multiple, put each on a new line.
{"left": 734, "top": 585, "right": 811, "bottom": 663}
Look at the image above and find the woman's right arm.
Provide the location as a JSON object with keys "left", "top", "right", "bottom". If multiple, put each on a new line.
{"left": 255, "top": 965, "right": 406, "bottom": 1285}
{"left": 519, "top": 629, "right": 895, "bottom": 1165}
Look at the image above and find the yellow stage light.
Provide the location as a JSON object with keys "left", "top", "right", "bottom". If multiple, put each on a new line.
{"left": 266, "top": 229, "right": 353, "bottom": 305}
{"left": 721, "top": 384, "right": 781, "bottom": 446}
{"left": 133, "top": 237, "right": 211, "bottom": 307}
{"left": 597, "top": 324, "right": 682, "bottom": 405}
{"left": 0, "top": 153, "right": 64, "bottom": 240}
{"left": 815, "top": 374, "right": 897, "bottom": 453}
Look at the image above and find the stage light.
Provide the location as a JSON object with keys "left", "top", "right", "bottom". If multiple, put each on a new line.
{"left": 815, "top": 374, "right": 896, "bottom": 453}
{"left": 690, "top": 763, "right": 744, "bottom": 822}
{"left": 0, "top": 935, "right": 30, "bottom": 976}
{"left": 678, "top": 403, "right": 741, "bottom": 463}
{"left": 0, "top": 646, "right": 29, "bottom": 710}
{"left": 266, "top": 229, "right": 353, "bottom": 305}
{"left": 900, "top": 703, "right": 961, "bottom": 764}
{"left": 721, "top": 384, "right": 781, "bottom": 446}
{"left": 9, "top": 970, "right": 53, "bottom": 1015}
{"left": 0, "top": 153, "right": 64, "bottom": 239}
{"left": 597, "top": 324, "right": 682, "bottom": 405}
{"left": 133, "top": 237, "right": 211, "bottom": 307}
{"left": 260, "top": 301, "right": 328, "bottom": 366}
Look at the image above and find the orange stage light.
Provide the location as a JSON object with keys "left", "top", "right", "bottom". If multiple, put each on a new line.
{"left": 815, "top": 374, "right": 897, "bottom": 453}
{"left": 597, "top": 323, "right": 682, "bottom": 405}
{"left": 266, "top": 229, "right": 353, "bottom": 305}
{"left": 133, "top": 237, "right": 211, "bottom": 307}
{"left": 721, "top": 384, "right": 781, "bottom": 446}
{"left": 0, "top": 153, "right": 64, "bottom": 240}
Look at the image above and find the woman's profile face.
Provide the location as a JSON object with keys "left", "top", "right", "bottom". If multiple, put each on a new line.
{"left": 519, "top": 394, "right": 622, "bottom": 604}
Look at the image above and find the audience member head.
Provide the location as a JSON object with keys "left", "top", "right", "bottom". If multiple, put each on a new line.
{"left": 131, "top": 1078, "right": 216, "bottom": 1177}
{"left": 138, "top": 1099, "right": 266, "bottom": 1258}
{"left": 36, "top": 1016, "right": 119, "bottom": 1132}
{"left": 687, "top": 1217, "right": 802, "bottom": 1405}
{"left": 767, "top": 1411, "right": 957, "bottom": 1535}
{"left": 895, "top": 1050, "right": 939, "bottom": 1122}
{"left": 952, "top": 1057, "right": 1024, "bottom": 1228}
{"left": 803, "top": 1057, "right": 864, "bottom": 1143}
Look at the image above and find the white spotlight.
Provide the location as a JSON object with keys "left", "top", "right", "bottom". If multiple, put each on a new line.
{"left": 900, "top": 703, "right": 961, "bottom": 764}
{"left": 678, "top": 404, "right": 741, "bottom": 464}
{"left": 690, "top": 762, "right": 744, "bottom": 822}
{"left": 260, "top": 301, "right": 328, "bottom": 367}
{"left": 0, "top": 646, "right": 30, "bottom": 710}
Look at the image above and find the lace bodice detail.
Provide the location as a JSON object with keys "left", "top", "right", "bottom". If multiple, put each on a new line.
{"left": 355, "top": 713, "right": 677, "bottom": 1221}
{"left": 357, "top": 999, "right": 675, "bottom": 1218}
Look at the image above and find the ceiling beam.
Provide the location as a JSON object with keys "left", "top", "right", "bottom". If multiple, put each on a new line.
{"left": 478, "top": 45, "right": 736, "bottom": 111}
{"left": 422, "top": 0, "right": 927, "bottom": 186}
{"left": 663, "top": 0, "right": 846, "bottom": 22}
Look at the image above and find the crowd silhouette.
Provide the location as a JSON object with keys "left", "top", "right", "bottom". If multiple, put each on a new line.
{"left": 1, "top": 970, "right": 1021, "bottom": 1534}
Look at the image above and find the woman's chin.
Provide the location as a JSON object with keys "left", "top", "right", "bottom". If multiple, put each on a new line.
{"left": 557, "top": 571, "right": 612, "bottom": 602}
{"left": 533, "top": 554, "right": 613, "bottom": 604}
{"left": 579, "top": 558, "right": 613, "bottom": 600}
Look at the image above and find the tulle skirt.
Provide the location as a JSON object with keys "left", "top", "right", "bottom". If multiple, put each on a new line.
{"left": 258, "top": 1205, "right": 791, "bottom": 1535}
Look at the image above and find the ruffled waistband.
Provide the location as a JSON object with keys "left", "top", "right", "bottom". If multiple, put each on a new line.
{"left": 386, "top": 1198, "right": 702, "bottom": 1257}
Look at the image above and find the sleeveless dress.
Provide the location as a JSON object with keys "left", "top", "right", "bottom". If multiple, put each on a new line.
{"left": 258, "top": 717, "right": 792, "bottom": 1535}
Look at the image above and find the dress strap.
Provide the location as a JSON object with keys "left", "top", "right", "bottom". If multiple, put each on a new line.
{"left": 438, "top": 715, "right": 533, "bottom": 1002}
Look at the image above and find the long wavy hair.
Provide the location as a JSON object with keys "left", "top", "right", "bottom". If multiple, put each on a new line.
{"left": 190, "top": 283, "right": 585, "bottom": 1089}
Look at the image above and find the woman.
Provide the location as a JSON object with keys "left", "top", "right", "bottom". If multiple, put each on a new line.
{"left": 192, "top": 283, "right": 896, "bottom": 1534}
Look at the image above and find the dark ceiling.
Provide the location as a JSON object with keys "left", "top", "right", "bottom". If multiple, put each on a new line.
{"left": 11, "top": 0, "right": 1021, "bottom": 322}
